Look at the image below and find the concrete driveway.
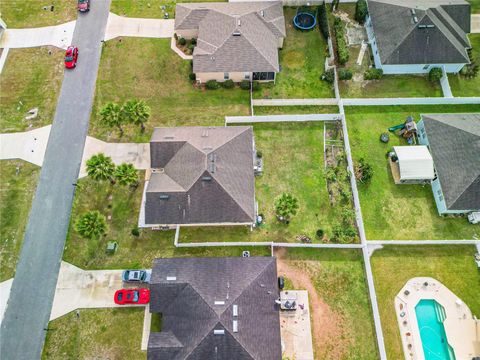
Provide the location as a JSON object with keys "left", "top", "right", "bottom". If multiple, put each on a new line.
{"left": 105, "top": 13, "right": 174, "bottom": 41}
{"left": 472, "top": 14, "right": 480, "bottom": 33}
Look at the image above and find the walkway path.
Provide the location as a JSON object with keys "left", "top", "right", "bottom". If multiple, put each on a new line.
{"left": 472, "top": 14, "right": 480, "bottom": 33}
{"left": 104, "top": 13, "right": 174, "bottom": 41}
{"left": 0, "top": 1, "right": 112, "bottom": 358}
{"left": 0, "top": 21, "right": 75, "bottom": 49}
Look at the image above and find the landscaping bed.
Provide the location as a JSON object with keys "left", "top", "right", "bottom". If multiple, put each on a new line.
{"left": 371, "top": 245, "right": 480, "bottom": 360}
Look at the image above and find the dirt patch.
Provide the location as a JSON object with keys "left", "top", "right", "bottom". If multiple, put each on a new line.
{"left": 275, "top": 248, "right": 347, "bottom": 359}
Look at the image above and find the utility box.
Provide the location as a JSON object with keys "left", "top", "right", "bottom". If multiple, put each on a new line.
{"left": 106, "top": 241, "right": 118, "bottom": 254}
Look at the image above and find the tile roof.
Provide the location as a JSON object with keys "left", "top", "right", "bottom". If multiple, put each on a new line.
{"left": 422, "top": 113, "right": 480, "bottom": 211}
{"left": 145, "top": 126, "right": 255, "bottom": 225}
{"left": 175, "top": 2, "right": 285, "bottom": 73}
{"left": 147, "top": 257, "right": 281, "bottom": 360}
{"left": 367, "top": 0, "right": 471, "bottom": 65}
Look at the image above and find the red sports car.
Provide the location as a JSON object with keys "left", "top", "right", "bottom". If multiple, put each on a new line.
{"left": 114, "top": 288, "right": 150, "bottom": 305}
{"left": 64, "top": 46, "right": 78, "bottom": 69}
{"left": 77, "top": 0, "right": 90, "bottom": 12}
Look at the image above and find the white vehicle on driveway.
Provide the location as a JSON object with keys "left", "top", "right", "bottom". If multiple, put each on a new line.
{"left": 122, "top": 269, "right": 151, "bottom": 283}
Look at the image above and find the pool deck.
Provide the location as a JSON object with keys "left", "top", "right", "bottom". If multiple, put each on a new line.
{"left": 395, "top": 277, "right": 480, "bottom": 360}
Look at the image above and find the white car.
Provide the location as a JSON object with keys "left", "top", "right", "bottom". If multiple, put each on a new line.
{"left": 122, "top": 269, "right": 151, "bottom": 283}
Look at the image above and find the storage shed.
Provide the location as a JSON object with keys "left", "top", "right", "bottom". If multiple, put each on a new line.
{"left": 390, "top": 146, "right": 434, "bottom": 184}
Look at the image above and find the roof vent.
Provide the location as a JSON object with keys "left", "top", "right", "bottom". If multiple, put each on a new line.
{"left": 166, "top": 276, "right": 177, "bottom": 281}
{"left": 260, "top": 10, "right": 265, "bottom": 17}
{"left": 237, "top": 19, "right": 241, "bottom": 26}
{"left": 164, "top": 136, "right": 174, "bottom": 139}
{"left": 202, "top": 176, "right": 212, "bottom": 181}
{"left": 233, "top": 305, "right": 238, "bottom": 317}
{"left": 214, "top": 301, "right": 225, "bottom": 305}
{"left": 413, "top": 16, "right": 418, "bottom": 23}
{"left": 233, "top": 30, "right": 241, "bottom": 36}
{"left": 233, "top": 320, "right": 238, "bottom": 333}
{"left": 214, "top": 329, "right": 225, "bottom": 335}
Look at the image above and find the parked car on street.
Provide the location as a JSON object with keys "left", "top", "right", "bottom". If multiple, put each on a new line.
{"left": 64, "top": 46, "right": 78, "bottom": 69}
{"left": 114, "top": 288, "right": 150, "bottom": 305}
{"left": 77, "top": 0, "right": 90, "bottom": 12}
{"left": 122, "top": 269, "right": 151, "bottom": 283}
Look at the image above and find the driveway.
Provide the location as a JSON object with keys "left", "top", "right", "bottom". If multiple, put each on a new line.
{"left": 472, "top": 14, "right": 480, "bottom": 33}
{"left": 105, "top": 13, "right": 174, "bottom": 41}
{"left": 0, "top": 21, "right": 76, "bottom": 49}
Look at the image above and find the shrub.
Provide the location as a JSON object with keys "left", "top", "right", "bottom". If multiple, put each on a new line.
{"left": 251, "top": 81, "right": 261, "bottom": 91}
{"left": 428, "top": 67, "right": 443, "bottom": 82}
{"left": 256, "top": 150, "right": 262, "bottom": 158}
{"left": 189, "top": 72, "right": 196, "bottom": 81}
{"left": 178, "top": 37, "right": 186, "bottom": 46}
{"left": 75, "top": 211, "right": 107, "bottom": 239}
{"left": 338, "top": 68, "right": 353, "bottom": 80}
{"left": 355, "top": 0, "right": 368, "bottom": 24}
{"left": 461, "top": 63, "right": 479, "bottom": 79}
{"left": 334, "top": 18, "right": 349, "bottom": 65}
{"left": 222, "top": 79, "right": 234, "bottom": 89}
{"left": 131, "top": 227, "right": 140, "bottom": 237}
{"left": 317, "top": 2, "right": 329, "bottom": 40}
{"left": 321, "top": 68, "right": 335, "bottom": 83}
{"left": 187, "top": 44, "right": 195, "bottom": 52}
{"left": 191, "top": 38, "right": 197, "bottom": 45}
{"left": 316, "top": 229, "right": 324, "bottom": 239}
{"left": 274, "top": 193, "right": 299, "bottom": 223}
{"left": 205, "top": 80, "right": 219, "bottom": 90}
{"left": 355, "top": 158, "right": 373, "bottom": 184}
{"left": 364, "top": 68, "right": 383, "bottom": 80}
{"left": 331, "top": 223, "right": 356, "bottom": 243}
{"left": 240, "top": 80, "right": 251, "bottom": 90}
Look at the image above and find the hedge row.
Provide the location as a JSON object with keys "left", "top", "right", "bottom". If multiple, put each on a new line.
{"left": 317, "top": 2, "right": 329, "bottom": 40}
{"left": 204, "top": 80, "right": 261, "bottom": 91}
{"left": 333, "top": 17, "right": 349, "bottom": 65}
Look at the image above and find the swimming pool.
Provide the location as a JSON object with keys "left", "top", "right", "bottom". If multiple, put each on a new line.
{"left": 415, "top": 299, "right": 456, "bottom": 360}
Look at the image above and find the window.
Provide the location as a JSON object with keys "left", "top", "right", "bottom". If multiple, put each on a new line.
{"left": 244, "top": 72, "right": 250, "bottom": 80}
{"left": 224, "top": 72, "right": 229, "bottom": 80}
{"left": 253, "top": 72, "right": 275, "bottom": 81}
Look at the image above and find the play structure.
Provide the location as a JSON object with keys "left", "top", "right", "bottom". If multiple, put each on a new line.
{"left": 293, "top": 7, "right": 317, "bottom": 30}
{"left": 388, "top": 116, "right": 418, "bottom": 144}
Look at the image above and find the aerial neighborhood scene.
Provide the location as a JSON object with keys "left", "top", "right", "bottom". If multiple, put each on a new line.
{"left": 1, "top": 0, "right": 480, "bottom": 359}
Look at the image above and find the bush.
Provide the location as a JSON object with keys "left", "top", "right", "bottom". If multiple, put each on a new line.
{"left": 131, "top": 227, "right": 140, "bottom": 237}
{"left": 251, "top": 81, "right": 260, "bottom": 91}
{"left": 355, "top": 158, "right": 373, "bottom": 184}
{"left": 428, "top": 67, "right": 443, "bottom": 82}
{"left": 240, "top": 80, "right": 251, "bottom": 90}
{"left": 316, "top": 229, "right": 324, "bottom": 239}
{"left": 256, "top": 150, "right": 262, "bottom": 158}
{"left": 332, "top": 224, "right": 357, "bottom": 243}
{"left": 189, "top": 72, "right": 196, "bottom": 81}
{"left": 75, "top": 211, "right": 107, "bottom": 239}
{"left": 178, "top": 37, "right": 186, "bottom": 46}
{"left": 338, "top": 68, "right": 353, "bottom": 80}
{"left": 205, "top": 80, "right": 220, "bottom": 90}
{"left": 274, "top": 193, "right": 299, "bottom": 223}
{"left": 461, "top": 63, "right": 479, "bottom": 79}
{"left": 187, "top": 44, "right": 195, "bottom": 52}
{"left": 364, "top": 68, "right": 383, "bottom": 80}
{"left": 222, "top": 79, "right": 234, "bottom": 89}
{"left": 334, "top": 18, "right": 349, "bottom": 65}
{"left": 355, "top": 0, "right": 368, "bottom": 24}
{"left": 317, "top": 2, "right": 329, "bottom": 40}
{"left": 321, "top": 68, "right": 335, "bottom": 83}
{"left": 191, "top": 38, "right": 197, "bottom": 45}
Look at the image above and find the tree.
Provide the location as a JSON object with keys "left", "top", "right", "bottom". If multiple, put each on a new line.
{"left": 114, "top": 163, "right": 139, "bottom": 187}
{"left": 75, "top": 210, "right": 107, "bottom": 239}
{"left": 86, "top": 153, "right": 116, "bottom": 183}
{"left": 317, "top": 2, "right": 329, "bottom": 40}
{"left": 122, "top": 99, "right": 151, "bottom": 132}
{"left": 100, "top": 102, "right": 125, "bottom": 135}
{"left": 428, "top": 67, "right": 443, "bottom": 83}
{"left": 274, "top": 193, "right": 299, "bottom": 223}
{"left": 355, "top": 0, "right": 368, "bottom": 24}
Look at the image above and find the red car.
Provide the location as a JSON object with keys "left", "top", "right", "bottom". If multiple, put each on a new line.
{"left": 77, "top": 0, "right": 90, "bottom": 12}
{"left": 64, "top": 46, "right": 78, "bottom": 69}
{"left": 114, "top": 288, "right": 150, "bottom": 305}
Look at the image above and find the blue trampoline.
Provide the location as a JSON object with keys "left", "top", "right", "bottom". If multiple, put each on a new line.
{"left": 293, "top": 8, "right": 316, "bottom": 30}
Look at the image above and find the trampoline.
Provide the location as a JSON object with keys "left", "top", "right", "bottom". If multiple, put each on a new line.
{"left": 293, "top": 8, "right": 316, "bottom": 30}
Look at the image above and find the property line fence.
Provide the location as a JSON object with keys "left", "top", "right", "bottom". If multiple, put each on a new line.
{"left": 225, "top": 113, "right": 342, "bottom": 124}
{"left": 252, "top": 98, "right": 338, "bottom": 106}
{"left": 343, "top": 96, "right": 480, "bottom": 106}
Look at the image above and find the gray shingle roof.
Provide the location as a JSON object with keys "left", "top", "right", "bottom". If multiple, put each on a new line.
{"left": 422, "top": 113, "right": 480, "bottom": 211}
{"left": 367, "top": 0, "right": 471, "bottom": 65}
{"left": 145, "top": 127, "right": 255, "bottom": 225}
{"left": 175, "top": 2, "right": 285, "bottom": 73}
{"left": 148, "top": 257, "right": 281, "bottom": 360}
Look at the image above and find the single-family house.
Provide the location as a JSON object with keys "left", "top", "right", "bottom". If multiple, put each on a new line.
{"left": 365, "top": 0, "right": 472, "bottom": 74}
{"left": 139, "top": 126, "right": 256, "bottom": 228}
{"left": 417, "top": 113, "right": 480, "bottom": 215}
{"left": 174, "top": 2, "right": 286, "bottom": 83}
{"left": 147, "top": 256, "right": 282, "bottom": 360}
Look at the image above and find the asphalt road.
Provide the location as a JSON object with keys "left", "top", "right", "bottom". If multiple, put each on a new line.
{"left": 0, "top": 2, "right": 111, "bottom": 358}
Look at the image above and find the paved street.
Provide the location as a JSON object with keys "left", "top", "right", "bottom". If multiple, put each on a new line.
{"left": 0, "top": 1, "right": 111, "bottom": 359}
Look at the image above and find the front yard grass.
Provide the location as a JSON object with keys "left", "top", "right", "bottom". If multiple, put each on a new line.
{"left": 254, "top": 8, "right": 334, "bottom": 99}
{"left": 253, "top": 105, "right": 339, "bottom": 115}
{"left": 448, "top": 34, "right": 480, "bottom": 97}
{"left": 111, "top": 0, "right": 226, "bottom": 18}
{"left": 346, "top": 105, "right": 480, "bottom": 240}
{"left": 0, "top": 0, "right": 77, "bottom": 28}
{"left": 371, "top": 245, "right": 480, "bottom": 360}
{"left": 0, "top": 161, "right": 40, "bottom": 281}
{"left": 0, "top": 47, "right": 65, "bottom": 133}
{"left": 91, "top": 37, "right": 250, "bottom": 142}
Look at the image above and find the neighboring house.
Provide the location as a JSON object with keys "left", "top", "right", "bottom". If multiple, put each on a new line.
{"left": 365, "top": 0, "right": 472, "bottom": 74}
{"left": 417, "top": 113, "right": 480, "bottom": 215}
{"left": 147, "top": 256, "right": 282, "bottom": 360}
{"left": 139, "top": 126, "right": 256, "bottom": 228}
{"left": 174, "top": 2, "right": 286, "bottom": 83}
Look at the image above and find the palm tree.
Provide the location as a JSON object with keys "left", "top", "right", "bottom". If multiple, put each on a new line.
{"left": 75, "top": 210, "right": 107, "bottom": 239}
{"left": 274, "top": 193, "right": 299, "bottom": 223}
{"left": 86, "top": 153, "right": 116, "bottom": 183}
{"left": 114, "top": 163, "right": 139, "bottom": 187}
{"left": 100, "top": 102, "right": 124, "bottom": 135}
{"left": 122, "top": 99, "right": 151, "bottom": 132}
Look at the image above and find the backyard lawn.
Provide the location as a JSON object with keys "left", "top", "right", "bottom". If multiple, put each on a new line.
{"left": 278, "top": 248, "right": 378, "bottom": 360}
{"left": 468, "top": 0, "right": 480, "bottom": 13}
{"left": 0, "top": 161, "right": 40, "bottom": 281}
{"left": 91, "top": 37, "right": 250, "bottom": 142}
{"left": 254, "top": 7, "right": 333, "bottom": 99}
{"left": 0, "top": 47, "right": 65, "bottom": 133}
{"left": 253, "top": 105, "right": 339, "bottom": 115}
{"left": 448, "top": 34, "right": 480, "bottom": 97}
{"left": 0, "top": 0, "right": 77, "bottom": 28}
{"left": 346, "top": 105, "right": 480, "bottom": 240}
{"left": 371, "top": 245, "right": 480, "bottom": 360}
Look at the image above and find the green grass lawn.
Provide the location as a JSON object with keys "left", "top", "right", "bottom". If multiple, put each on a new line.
{"left": 91, "top": 37, "right": 250, "bottom": 142}
{"left": 0, "top": 0, "right": 77, "bottom": 28}
{"left": 448, "top": 34, "right": 480, "bottom": 97}
{"left": 281, "top": 248, "right": 378, "bottom": 359}
{"left": 371, "top": 245, "right": 480, "bottom": 360}
{"left": 0, "top": 161, "right": 40, "bottom": 281}
{"left": 346, "top": 105, "right": 480, "bottom": 240}
{"left": 0, "top": 47, "right": 65, "bottom": 133}
{"left": 42, "top": 307, "right": 146, "bottom": 359}
{"left": 253, "top": 105, "right": 339, "bottom": 115}
{"left": 111, "top": 0, "right": 226, "bottom": 18}
{"left": 254, "top": 8, "right": 333, "bottom": 99}
{"left": 468, "top": 0, "right": 480, "bottom": 13}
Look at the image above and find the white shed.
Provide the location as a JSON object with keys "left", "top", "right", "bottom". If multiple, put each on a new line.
{"left": 392, "top": 146, "right": 434, "bottom": 183}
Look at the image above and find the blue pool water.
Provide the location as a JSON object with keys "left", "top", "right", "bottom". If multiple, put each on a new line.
{"left": 415, "top": 299, "right": 456, "bottom": 360}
